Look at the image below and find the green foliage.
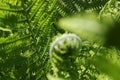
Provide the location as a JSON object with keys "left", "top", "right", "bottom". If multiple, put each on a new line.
{"left": 0, "top": 0, "right": 120, "bottom": 80}
{"left": 58, "top": 0, "right": 120, "bottom": 80}
{"left": 0, "top": 0, "right": 58, "bottom": 79}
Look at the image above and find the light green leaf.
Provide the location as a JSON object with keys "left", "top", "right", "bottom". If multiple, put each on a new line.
{"left": 58, "top": 14, "right": 106, "bottom": 43}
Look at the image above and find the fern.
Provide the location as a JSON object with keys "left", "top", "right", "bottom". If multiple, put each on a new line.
{"left": 57, "top": 0, "right": 120, "bottom": 80}
{"left": 0, "top": 0, "right": 58, "bottom": 79}
{"left": 0, "top": 0, "right": 120, "bottom": 80}
{"left": 56, "top": 0, "right": 108, "bottom": 16}
{"left": 99, "top": 0, "right": 120, "bottom": 48}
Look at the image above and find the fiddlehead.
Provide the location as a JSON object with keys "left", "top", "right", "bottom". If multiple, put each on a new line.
{"left": 48, "top": 33, "right": 82, "bottom": 80}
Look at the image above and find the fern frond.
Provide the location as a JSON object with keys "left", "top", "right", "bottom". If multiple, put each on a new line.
{"left": 57, "top": 0, "right": 108, "bottom": 16}
{"left": 99, "top": 0, "right": 120, "bottom": 22}
{"left": 98, "top": 0, "right": 120, "bottom": 48}
{"left": 0, "top": 35, "right": 30, "bottom": 45}
{"left": 0, "top": 7, "right": 23, "bottom": 12}
{"left": 0, "top": 0, "right": 59, "bottom": 79}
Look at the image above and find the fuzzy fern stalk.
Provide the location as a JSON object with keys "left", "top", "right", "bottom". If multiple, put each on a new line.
{"left": 47, "top": 33, "right": 82, "bottom": 80}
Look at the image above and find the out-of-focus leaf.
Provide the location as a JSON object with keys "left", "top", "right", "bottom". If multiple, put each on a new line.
{"left": 0, "top": 27, "right": 12, "bottom": 32}
{"left": 93, "top": 56, "right": 120, "bottom": 80}
{"left": 58, "top": 14, "right": 106, "bottom": 44}
{"left": 47, "top": 74, "right": 65, "bottom": 80}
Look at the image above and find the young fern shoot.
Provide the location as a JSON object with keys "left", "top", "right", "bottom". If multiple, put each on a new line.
{"left": 48, "top": 33, "right": 82, "bottom": 80}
